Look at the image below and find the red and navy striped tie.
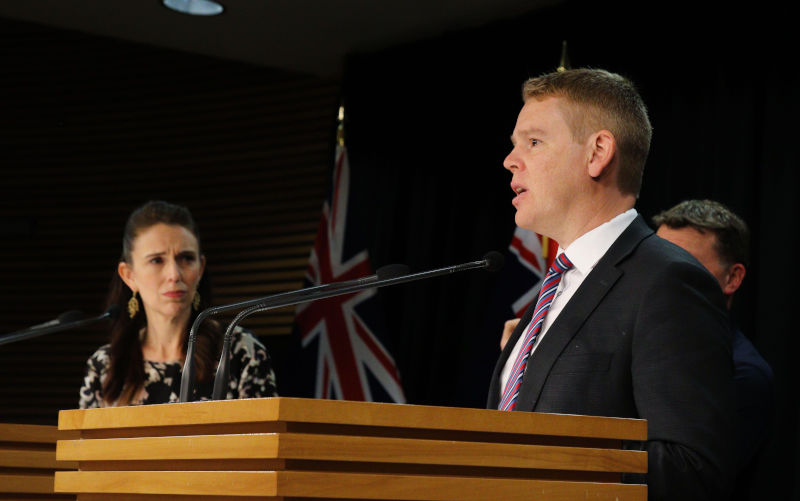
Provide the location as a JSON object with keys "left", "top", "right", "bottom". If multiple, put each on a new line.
{"left": 499, "top": 252, "right": 573, "bottom": 411}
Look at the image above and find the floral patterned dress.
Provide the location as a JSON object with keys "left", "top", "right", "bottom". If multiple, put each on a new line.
{"left": 78, "top": 326, "right": 278, "bottom": 408}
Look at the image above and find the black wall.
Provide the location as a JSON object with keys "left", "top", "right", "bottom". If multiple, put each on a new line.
{"left": 338, "top": 3, "right": 798, "bottom": 499}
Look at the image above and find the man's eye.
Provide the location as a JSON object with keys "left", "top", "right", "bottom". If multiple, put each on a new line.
{"left": 530, "top": 139, "right": 540, "bottom": 147}
{"left": 149, "top": 257, "right": 163, "bottom": 264}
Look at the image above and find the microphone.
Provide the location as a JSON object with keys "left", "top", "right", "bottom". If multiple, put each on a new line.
{"left": 181, "top": 253, "right": 502, "bottom": 402}
{"left": 225, "top": 251, "right": 502, "bottom": 316}
{"left": 180, "top": 263, "right": 409, "bottom": 402}
{"left": 180, "top": 252, "right": 503, "bottom": 402}
{"left": 24, "top": 310, "right": 86, "bottom": 331}
{"left": 0, "top": 305, "right": 120, "bottom": 347}
{"left": 209, "top": 263, "right": 411, "bottom": 400}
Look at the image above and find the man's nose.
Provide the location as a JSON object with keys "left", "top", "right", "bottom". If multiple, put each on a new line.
{"left": 503, "top": 150, "right": 519, "bottom": 172}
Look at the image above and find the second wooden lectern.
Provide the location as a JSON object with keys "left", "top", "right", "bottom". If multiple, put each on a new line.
{"left": 55, "top": 397, "right": 647, "bottom": 500}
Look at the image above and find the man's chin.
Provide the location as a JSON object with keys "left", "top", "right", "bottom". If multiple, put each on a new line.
{"left": 514, "top": 213, "right": 536, "bottom": 232}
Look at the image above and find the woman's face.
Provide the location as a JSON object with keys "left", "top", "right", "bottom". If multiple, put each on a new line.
{"left": 118, "top": 223, "right": 205, "bottom": 323}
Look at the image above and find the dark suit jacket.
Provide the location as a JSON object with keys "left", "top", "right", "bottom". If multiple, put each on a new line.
{"left": 487, "top": 216, "right": 736, "bottom": 501}
{"left": 731, "top": 325, "right": 774, "bottom": 501}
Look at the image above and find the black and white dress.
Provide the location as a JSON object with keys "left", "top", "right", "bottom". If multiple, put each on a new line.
{"left": 78, "top": 326, "right": 278, "bottom": 408}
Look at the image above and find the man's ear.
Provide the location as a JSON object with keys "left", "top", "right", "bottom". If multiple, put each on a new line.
{"left": 587, "top": 129, "right": 617, "bottom": 179}
{"left": 118, "top": 261, "right": 137, "bottom": 292}
{"left": 722, "top": 263, "right": 746, "bottom": 296}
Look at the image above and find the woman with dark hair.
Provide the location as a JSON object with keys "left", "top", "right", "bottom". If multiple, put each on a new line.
{"left": 79, "top": 200, "right": 277, "bottom": 407}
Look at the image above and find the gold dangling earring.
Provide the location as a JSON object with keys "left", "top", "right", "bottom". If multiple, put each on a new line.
{"left": 193, "top": 291, "right": 201, "bottom": 311}
{"left": 128, "top": 291, "right": 140, "bottom": 318}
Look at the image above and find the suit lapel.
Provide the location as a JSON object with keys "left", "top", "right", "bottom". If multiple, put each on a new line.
{"left": 513, "top": 215, "right": 653, "bottom": 411}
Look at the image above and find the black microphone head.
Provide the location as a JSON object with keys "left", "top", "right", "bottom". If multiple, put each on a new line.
{"left": 483, "top": 251, "right": 505, "bottom": 272}
{"left": 57, "top": 310, "right": 86, "bottom": 323}
{"left": 104, "top": 304, "right": 121, "bottom": 319}
{"left": 375, "top": 263, "right": 410, "bottom": 280}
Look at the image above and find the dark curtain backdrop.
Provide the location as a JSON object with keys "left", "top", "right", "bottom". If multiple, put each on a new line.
{"left": 0, "top": 16, "right": 339, "bottom": 423}
{"left": 334, "top": 2, "right": 798, "bottom": 499}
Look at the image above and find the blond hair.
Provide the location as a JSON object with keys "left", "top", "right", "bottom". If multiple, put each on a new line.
{"left": 522, "top": 68, "right": 652, "bottom": 196}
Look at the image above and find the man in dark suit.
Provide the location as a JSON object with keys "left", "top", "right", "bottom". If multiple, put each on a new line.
{"left": 487, "top": 69, "right": 736, "bottom": 501}
{"left": 653, "top": 199, "right": 774, "bottom": 500}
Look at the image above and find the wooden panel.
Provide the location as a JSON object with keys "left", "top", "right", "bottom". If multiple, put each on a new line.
{"left": 57, "top": 398, "right": 647, "bottom": 441}
{"left": 75, "top": 496, "right": 271, "bottom": 501}
{"left": 73, "top": 458, "right": 286, "bottom": 473}
{"left": 0, "top": 447, "right": 63, "bottom": 469}
{"left": 0, "top": 423, "right": 77, "bottom": 498}
{"left": 0, "top": 423, "right": 78, "bottom": 443}
{"left": 0, "top": 472, "right": 57, "bottom": 494}
{"left": 52, "top": 399, "right": 645, "bottom": 500}
{"left": 55, "top": 471, "right": 277, "bottom": 497}
{"left": 56, "top": 432, "right": 646, "bottom": 473}
{"left": 55, "top": 470, "right": 646, "bottom": 500}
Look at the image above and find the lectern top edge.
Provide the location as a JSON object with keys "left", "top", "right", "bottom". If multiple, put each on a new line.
{"left": 58, "top": 397, "right": 646, "bottom": 441}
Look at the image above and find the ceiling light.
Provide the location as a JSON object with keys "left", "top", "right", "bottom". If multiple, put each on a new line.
{"left": 163, "top": 0, "right": 224, "bottom": 16}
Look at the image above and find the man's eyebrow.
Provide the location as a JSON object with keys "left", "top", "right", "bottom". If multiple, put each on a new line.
{"left": 520, "top": 126, "right": 546, "bottom": 136}
{"left": 510, "top": 127, "right": 546, "bottom": 144}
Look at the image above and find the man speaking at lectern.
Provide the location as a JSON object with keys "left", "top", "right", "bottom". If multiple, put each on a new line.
{"left": 487, "top": 69, "right": 735, "bottom": 501}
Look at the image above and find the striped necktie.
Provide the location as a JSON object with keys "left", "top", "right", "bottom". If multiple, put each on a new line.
{"left": 499, "top": 252, "right": 573, "bottom": 411}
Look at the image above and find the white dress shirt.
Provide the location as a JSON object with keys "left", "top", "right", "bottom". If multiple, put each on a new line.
{"left": 498, "top": 209, "right": 639, "bottom": 399}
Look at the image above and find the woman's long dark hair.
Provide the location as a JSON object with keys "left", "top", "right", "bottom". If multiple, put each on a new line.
{"left": 101, "top": 201, "right": 222, "bottom": 405}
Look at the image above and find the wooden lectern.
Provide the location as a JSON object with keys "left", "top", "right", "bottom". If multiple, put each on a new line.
{"left": 54, "top": 397, "right": 647, "bottom": 500}
{"left": 0, "top": 423, "right": 77, "bottom": 500}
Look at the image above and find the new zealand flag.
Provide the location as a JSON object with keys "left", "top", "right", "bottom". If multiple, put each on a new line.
{"left": 483, "top": 226, "right": 558, "bottom": 348}
{"left": 293, "top": 144, "right": 406, "bottom": 403}
{"left": 506, "top": 227, "right": 559, "bottom": 317}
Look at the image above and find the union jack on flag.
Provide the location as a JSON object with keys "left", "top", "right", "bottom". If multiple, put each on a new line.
{"left": 294, "top": 144, "right": 406, "bottom": 403}
{"left": 507, "top": 227, "right": 559, "bottom": 317}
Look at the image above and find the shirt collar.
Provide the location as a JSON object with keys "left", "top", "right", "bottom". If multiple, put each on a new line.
{"left": 559, "top": 208, "right": 638, "bottom": 275}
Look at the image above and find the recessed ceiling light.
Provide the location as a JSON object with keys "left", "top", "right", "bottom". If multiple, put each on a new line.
{"left": 163, "top": 0, "right": 224, "bottom": 16}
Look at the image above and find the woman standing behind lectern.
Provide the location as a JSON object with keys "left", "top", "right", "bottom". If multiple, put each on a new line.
{"left": 79, "top": 200, "right": 277, "bottom": 408}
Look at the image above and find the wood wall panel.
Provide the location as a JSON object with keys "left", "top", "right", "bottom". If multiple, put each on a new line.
{"left": 0, "top": 17, "right": 340, "bottom": 424}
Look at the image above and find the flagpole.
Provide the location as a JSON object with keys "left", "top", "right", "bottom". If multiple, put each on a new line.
{"left": 556, "top": 40, "right": 570, "bottom": 72}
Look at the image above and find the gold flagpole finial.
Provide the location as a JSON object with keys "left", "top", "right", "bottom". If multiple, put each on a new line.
{"left": 337, "top": 104, "right": 345, "bottom": 146}
{"left": 556, "top": 40, "right": 570, "bottom": 72}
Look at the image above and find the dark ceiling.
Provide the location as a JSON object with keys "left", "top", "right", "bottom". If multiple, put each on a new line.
{"left": 0, "top": 0, "right": 562, "bottom": 77}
